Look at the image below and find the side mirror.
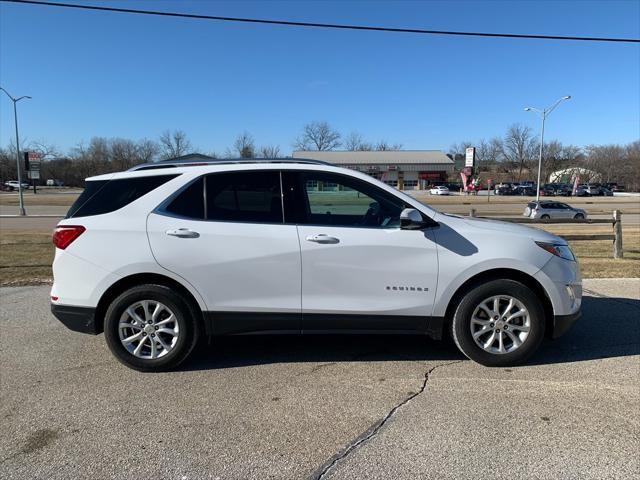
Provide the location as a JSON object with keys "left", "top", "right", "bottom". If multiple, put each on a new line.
{"left": 400, "top": 208, "right": 431, "bottom": 230}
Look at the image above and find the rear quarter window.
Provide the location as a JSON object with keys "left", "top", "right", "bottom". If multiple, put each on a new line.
{"left": 67, "top": 174, "right": 179, "bottom": 218}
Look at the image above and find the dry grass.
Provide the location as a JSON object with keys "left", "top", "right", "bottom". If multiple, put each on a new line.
{"left": 535, "top": 224, "right": 640, "bottom": 278}
{"left": 0, "top": 191, "right": 79, "bottom": 207}
{"left": 0, "top": 233, "right": 54, "bottom": 286}
{"left": 1, "top": 225, "right": 637, "bottom": 286}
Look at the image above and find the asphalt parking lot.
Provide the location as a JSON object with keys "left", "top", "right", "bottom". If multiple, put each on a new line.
{"left": 1, "top": 279, "right": 639, "bottom": 479}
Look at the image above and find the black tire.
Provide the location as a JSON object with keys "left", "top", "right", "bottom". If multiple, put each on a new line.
{"left": 540, "top": 214, "right": 550, "bottom": 219}
{"left": 104, "top": 284, "right": 200, "bottom": 371}
{"left": 574, "top": 213, "right": 584, "bottom": 220}
{"left": 451, "top": 279, "right": 545, "bottom": 367}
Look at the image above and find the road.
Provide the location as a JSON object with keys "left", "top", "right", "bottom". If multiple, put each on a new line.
{"left": 1, "top": 279, "right": 638, "bottom": 479}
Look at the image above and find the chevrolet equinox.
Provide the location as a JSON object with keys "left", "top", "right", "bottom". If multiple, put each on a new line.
{"left": 51, "top": 159, "right": 581, "bottom": 371}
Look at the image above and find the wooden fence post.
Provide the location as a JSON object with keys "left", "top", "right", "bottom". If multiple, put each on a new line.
{"left": 613, "top": 210, "right": 623, "bottom": 259}
{"left": 470, "top": 208, "right": 476, "bottom": 217}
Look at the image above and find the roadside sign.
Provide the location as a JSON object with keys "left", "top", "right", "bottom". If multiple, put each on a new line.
{"left": 465, "top": 147, "right": 475, "bottom": 168}
{"left": 24, "top": 151, "right": 42, "bottom": 171}
{"left": 27, "top": 170, "right": 40, "bottom": 180}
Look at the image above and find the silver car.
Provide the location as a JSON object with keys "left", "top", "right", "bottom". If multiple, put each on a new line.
{"left": 524, "top": 201, "right": 587, "bottom": 220}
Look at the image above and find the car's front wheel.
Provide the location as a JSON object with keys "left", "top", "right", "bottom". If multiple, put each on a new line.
{"left": 451, "top": 279, "right": 545, "bottom": 367}
{"left": 104, "top": 284, "right": 200, "bottom": 371}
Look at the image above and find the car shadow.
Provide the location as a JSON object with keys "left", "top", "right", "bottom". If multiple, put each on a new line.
{"left": 530, "top": 294, "right": 640, "bottom": 365}
{"left": 182, "top": 334, "right": 463, "bottom": 371}
{"left": 181, "top": 295, "right": 639, "bottom": 371}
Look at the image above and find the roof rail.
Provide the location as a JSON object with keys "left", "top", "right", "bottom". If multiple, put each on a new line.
{"left": 128, "top": 158, "right": 331, "bottom": 172}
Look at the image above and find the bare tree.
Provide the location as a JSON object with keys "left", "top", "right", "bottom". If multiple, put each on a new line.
{"left": 344, "top": 132, "right": 364, "bottom": 151}
{"left": 623, "top": 141, "right": 640, "bottom": 191}
{"left": 137, "top": 139, "right": 159, "bottom": 163}
{"left": 502, "top": 124, "right": 536, "bottom": 181}
{"left": 538, "top": 141, "right": 581, "bottom": 182}
{"left": 583, "top": 144, "right": 626, "bottom": 183}
{"left": 293, "top": 121, "right": 341, "bottom": 151}
{"left": 234, "top": 132, "right": 255, "bottom": 158}
{"left": 449, "top": 141, "right": 473, "bottom": 158}
{"left": 30, "top": 141, "right": 61, "bottom": 160}
{"left": 375, "top": 140, "right": 402, "bottom": 151}
{"left": 159, "top": 130, "right": 192, "bottom": 160}
{"left": 0, "top": 146, "right": 17, "bottom": 181}
{"left": 259, "top": 145, "right": 281, "bottom": 159}
{"left": 110, "top": 138, "right": 140, "bottom": 171}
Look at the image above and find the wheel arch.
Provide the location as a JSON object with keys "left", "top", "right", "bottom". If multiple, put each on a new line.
{"left": 443, "top": 268, "right": 554, "bottom": 337}
{"left": 94, "top": 273, "right": 205, "bottom": 335}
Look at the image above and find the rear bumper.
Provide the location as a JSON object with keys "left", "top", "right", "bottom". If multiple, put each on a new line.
{"left": 551, "top": 309, "right": 581, "bottom": 339}
{"left": 51, "top": 303, "right": 100, "bottom": 335}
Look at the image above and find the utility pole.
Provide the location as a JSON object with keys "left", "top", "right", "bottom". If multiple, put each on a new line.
{"left": 1, "top": 87, "right": 32, "bottom": 216}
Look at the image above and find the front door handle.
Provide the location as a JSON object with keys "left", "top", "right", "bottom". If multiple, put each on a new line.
{"left": 305, "top": 234, "right": 340, "bottom": 244}
{"left": 166, "top": 228, "right": 200, "bottom": 238}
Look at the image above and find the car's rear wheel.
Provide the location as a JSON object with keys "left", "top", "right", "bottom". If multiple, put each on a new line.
{"left": 451, "top": 279, "right": 545, "bottom": 367}
{"left": 104, "top": 284, "right": 200, "bottom": 371}
{"left": 540, "top": 214, "right": 550, "bottom": 219}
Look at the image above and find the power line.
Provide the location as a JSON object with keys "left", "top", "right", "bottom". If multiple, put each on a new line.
{"left": 3, "top": 0, "right": 639, "bottom": 44}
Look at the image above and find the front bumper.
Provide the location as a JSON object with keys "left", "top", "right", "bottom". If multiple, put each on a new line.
{"left": 551, "top": 309, "right": 581, "bottom": 339}
{"left": 51, "top": 303, "right": 100, "bottom": 335}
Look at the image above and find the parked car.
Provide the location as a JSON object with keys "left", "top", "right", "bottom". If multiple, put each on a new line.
{"left": 604, "top": 183, "right": 625, "bottom": 193}
{"left": 599, "top": 187, "right": 613, "bottom": 196}
{"left": 445, "top": 182, "right": 463, "bottom": 192}
{"left": 540, "top": 185, "right": 557, "bottom": 196}
{"left": 513, "top": 185, "right": 537, "bottom": 196}
{"left": 554, "top": 184, "right": 573, "bottom": 196}
{"left": 494, "top": 183, "right": 516, "bottom": 195}
{"left": 523, "top": 201, "right": 587, "bottom": 220}
{"left": 581, "top": 184, "right": 613, "bottom": 196}
{"left": 50, "top": 158, "right": 581, "bottom": 371}
{"left": 575, "top": 186, "right": 590, "bottom": 197}
{"left": 429, "top": 185, "right": 450, "bottom": 195}
{"left": 4, "top": 180, "right": 30, "bottom": 191}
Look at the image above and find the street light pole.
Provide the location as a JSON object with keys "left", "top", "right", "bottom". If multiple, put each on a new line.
{"left": 525, "top": 95, "right": 571, "bottom": 202}
{"left": 535, "top": 112, "right": 545, "bottom": 203}
{"left": 1, "top": 87, "right": 32, "bottom": 216}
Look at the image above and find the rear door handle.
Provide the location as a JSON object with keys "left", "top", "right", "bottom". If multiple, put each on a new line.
{"left": 305, "top": 234, "right": 339, "bottom": 244}
{"left": 166, "top": 228, "right": 200, "bottom": 238}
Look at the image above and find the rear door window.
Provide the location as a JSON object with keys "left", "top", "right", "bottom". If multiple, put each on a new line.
{"left": 205, "top": 171, "right": 283, "bottom": 223}
{"left": 164, "top": 177, "right": 205, "bottom": 219}
{"left": 67, "top": 174, "right": 178, "bottom": 218}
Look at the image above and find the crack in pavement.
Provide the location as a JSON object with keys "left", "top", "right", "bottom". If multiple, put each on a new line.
{"left": 309, "top": 360, "right": 463, "bottom": 480}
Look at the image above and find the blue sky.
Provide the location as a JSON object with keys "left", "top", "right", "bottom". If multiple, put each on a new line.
{"left": 1, "top": 0, "right": 639, "bottom": 155}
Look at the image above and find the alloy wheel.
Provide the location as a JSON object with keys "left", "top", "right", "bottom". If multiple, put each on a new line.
{"left": 118, "top": 300, "right": 179, "bottom": 359}
{"left": 470, "top": 295, "right": 531, "bottom": 354}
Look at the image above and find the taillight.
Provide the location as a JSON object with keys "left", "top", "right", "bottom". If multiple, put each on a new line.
{"left": 53, "top": 225, "right": 86, "bottom": 250}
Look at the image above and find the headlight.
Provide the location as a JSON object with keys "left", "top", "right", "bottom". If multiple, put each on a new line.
{"left": 536, "top": 241, "right": 576, "bottom": 261}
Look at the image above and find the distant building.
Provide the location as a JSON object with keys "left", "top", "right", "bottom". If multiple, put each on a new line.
{"left": 292, "top": 150, "right": 454, "bottom": 190}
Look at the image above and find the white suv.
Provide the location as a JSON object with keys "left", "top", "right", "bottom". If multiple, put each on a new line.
{"left": 51, "top": 159, "right": 581, "bottom": 371}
